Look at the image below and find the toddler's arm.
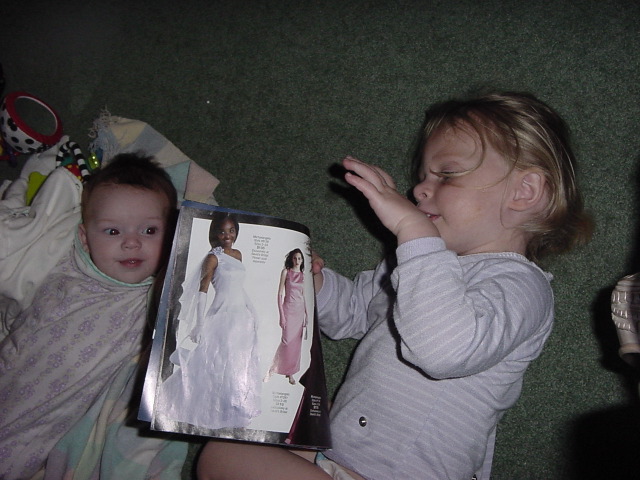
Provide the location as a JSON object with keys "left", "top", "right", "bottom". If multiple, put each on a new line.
{"left": 315, "top": 259, "right": 393, "bottom": 341}
{"left": 391, "top": 238, "right": 553, "bottom": 378}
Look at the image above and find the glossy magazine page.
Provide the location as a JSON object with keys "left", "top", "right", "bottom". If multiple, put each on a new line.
{"left": 140, "top": 201, "right": 331, "bottom": 450}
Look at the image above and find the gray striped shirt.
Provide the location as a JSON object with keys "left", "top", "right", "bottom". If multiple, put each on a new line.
{"left": 317, "top": 236, "right": 553, "bottom": 479}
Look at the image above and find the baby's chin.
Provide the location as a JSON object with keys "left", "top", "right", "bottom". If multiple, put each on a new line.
{"left": 112, "top": 273, "right": 151, "bottom": 284}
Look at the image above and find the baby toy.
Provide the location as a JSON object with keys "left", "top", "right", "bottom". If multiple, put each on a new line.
{"left": 55, "top": 140, "right": 100, "bottom": 182}
{"left": 0, "top": 91, "right": 64, "bottom": 165}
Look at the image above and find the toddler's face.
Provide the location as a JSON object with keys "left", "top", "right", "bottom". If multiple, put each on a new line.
{"left": 78, "top": 184, "right": 170, "bottom": 283}
{"left": 412, "top": 124, "right": 524, "bottom": 256}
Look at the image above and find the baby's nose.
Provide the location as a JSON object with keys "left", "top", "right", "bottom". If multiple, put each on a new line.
{"left": 123, "top": 235, "right": 141, "bottom": 248}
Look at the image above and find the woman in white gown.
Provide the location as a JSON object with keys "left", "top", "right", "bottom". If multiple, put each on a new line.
{"left": 159, "top": 213, "right": 261, "bottom": 430}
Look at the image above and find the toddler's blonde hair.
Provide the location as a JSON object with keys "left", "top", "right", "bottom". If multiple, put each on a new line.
{"left": 414, "top": 91, "right": 593, "bottom": 261}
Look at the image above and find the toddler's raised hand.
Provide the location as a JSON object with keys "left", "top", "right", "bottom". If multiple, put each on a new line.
{"left": 342, "top": 156, "right": 438, "bottom": 245}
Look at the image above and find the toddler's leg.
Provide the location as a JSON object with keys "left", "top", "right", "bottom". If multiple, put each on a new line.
{"left": 197, "top": 440, "right": 333, "bottom": 480}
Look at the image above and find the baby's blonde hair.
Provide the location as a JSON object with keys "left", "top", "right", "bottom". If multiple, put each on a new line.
{"left": 413, "top": 91, "right": 593, "bottom": 261}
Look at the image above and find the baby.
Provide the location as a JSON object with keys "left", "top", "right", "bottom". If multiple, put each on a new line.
{"left": 0, "top": 153, "right": 178, "bottom": 479}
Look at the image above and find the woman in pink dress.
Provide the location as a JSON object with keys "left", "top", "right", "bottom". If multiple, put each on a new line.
{"left": 264, "top": 248, "right": 308, "bottom": 385}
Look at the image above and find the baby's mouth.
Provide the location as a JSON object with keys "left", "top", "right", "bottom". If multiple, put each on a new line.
{"left": 120, "top": 258, "right": 143, "bottom": 267}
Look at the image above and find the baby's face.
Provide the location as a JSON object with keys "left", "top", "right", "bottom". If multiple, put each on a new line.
{"left": 78, "top": 184, "right": 170, "bottom": 283}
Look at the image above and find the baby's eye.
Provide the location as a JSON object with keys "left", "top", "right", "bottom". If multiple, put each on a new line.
{"left": 143, "top": 226, "right": 158, "bottom": 235}
{"left": 105, "top": 228, "right": 120, "bottom": 236}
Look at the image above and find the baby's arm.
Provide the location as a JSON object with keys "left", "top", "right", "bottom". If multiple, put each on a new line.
{"left": 342, "top": 156, "right": 438, "bottom": 245}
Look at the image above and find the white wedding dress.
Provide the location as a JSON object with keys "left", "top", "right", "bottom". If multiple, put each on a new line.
{"left": 158, "top": 248, "right": 261, "bottom": 430}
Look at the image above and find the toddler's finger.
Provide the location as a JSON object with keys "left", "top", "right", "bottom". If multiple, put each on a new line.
{"left": 311, "top": 258, "right": 325, "bottom": 274}
{"left": 343, "top": 156, "right": 396, "bottom": 190}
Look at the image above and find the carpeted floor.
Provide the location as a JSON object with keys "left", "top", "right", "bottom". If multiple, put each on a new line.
{"left": 2, "top": 1, "right": 640, "bottom": 478}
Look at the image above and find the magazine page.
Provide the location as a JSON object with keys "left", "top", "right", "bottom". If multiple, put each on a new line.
{"left": 142, "top": 201, "right": 331, "bottom": 449}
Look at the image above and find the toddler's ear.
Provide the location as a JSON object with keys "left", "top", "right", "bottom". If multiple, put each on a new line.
{"left": 509, "top": 169, "right": 548, "bottom": 214}
{"left": 77, "top": 223, "right": 91, "bottom": 253}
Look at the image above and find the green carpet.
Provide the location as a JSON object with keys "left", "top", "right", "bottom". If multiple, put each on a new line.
{"left": 2, "top": 1, "right": 640, "bottom": 478}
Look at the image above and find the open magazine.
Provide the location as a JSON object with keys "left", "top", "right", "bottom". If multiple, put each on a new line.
{"left": 140, "top": 201, "right": 331, "bottom": 450}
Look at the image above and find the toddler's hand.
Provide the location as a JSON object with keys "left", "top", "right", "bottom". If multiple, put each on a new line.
{"left": 311, "top": 251, "right": 325, "bottom": 274}
{"left": 342, "top": 156, "right": 438, "bottom": 244}
{"left": 311, "top": 251, "right": 325, "bottom": 293}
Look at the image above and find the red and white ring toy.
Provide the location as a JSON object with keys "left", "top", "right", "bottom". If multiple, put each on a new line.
{"left": 0, "top": 91, "right": 63, "bottom": 155}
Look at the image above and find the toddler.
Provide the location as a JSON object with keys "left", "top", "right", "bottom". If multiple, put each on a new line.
{"left": 197, "top": 91, "right": 593, "bottom": 480}
{"left": 0, "top": 153, "right": 179, "bottom": 479}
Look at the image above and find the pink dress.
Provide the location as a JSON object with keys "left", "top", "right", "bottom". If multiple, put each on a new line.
{"left": 270, "top": 269, "right": 306, "bottom": 376}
